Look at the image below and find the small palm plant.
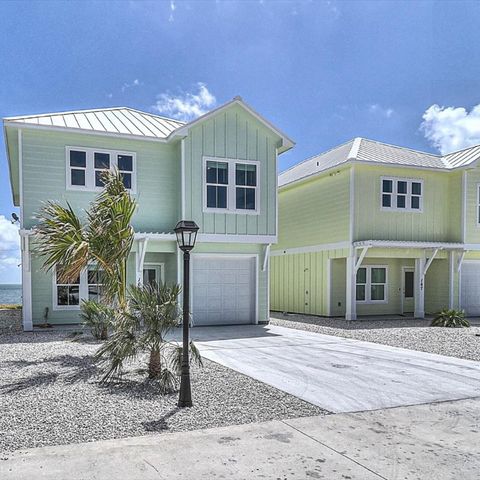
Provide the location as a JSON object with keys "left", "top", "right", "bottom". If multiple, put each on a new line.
{"left": 95, "top": 282, "right": 202, "bottom": 390}
{"left": 80, "top": 300, "right": 114, "bottom": 340}
{"left": 431, "top": 308, "right": 470, "bottom": 328}
{"left": 34, "top": 170, "right": 136, "bottom": 308}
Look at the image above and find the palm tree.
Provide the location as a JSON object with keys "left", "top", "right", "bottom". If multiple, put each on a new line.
{"left": 95, "top": 282, "right": 202, "bottom": 388}
{"left": 34, "top": 171, "right": 136, "bottom": 308}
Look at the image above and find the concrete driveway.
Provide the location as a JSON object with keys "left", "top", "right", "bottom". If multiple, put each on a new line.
{"left": 190, "top": 324, "right": 480, "bottom": 413}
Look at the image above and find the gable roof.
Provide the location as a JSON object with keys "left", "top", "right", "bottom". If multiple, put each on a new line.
{"left": 171, "top": 96, "right": 294, "bottom": 153}
{"left": 3, "top": 107, "right": 184, "bottom": 139}
{"left": 279, "top": 137, "right": 480, "bottom": 187}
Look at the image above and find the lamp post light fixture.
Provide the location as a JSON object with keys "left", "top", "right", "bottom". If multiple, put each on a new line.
{"left": 174, "top": 220, "right": 199, "bottom": 408}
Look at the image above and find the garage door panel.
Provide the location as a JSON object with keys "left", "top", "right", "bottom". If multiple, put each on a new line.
{"left": 192, "top": 256, "right": 255, "bottom": 326}
{"left": 461, "top": 262, "right": 480, "bottom": 316}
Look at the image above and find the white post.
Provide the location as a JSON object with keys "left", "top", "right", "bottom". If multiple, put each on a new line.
{"left": 21, "top": 234, "right": 33, "bottom": 331}
{"left": 345, "top": 253, "right": 357, "bottom": 320}
{"left": 414, "top": 257, "right": 425, "bottom": 318}
{"left": 448, "top": 251, "right": 455, "bottom": 309}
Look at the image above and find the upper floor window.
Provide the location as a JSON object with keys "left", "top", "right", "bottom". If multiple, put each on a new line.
{"left": 381, "top": 177, "right": 422, "bottom": 212}
{"left": 203, "top": 157, "right": 259, "bottom": 214}
{"left": 66, "top": 147, "right": 136, "bottom": 192}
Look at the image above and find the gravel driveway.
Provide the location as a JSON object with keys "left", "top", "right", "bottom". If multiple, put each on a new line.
{"left": 270, "top": 312, "right": 480, "bottom": 361}
{"left": 0, "top": 332, "right": 325, "bottom": 454}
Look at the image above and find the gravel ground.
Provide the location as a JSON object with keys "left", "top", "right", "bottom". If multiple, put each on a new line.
{"left": 0, "top": 331, "right": 326, "bottom": 454}
{"left": 270, "top": 312, "right": 480, "bottom": 361}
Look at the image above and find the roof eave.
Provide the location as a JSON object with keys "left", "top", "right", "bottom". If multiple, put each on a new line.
{"left": 2, "top": 120, "right": 171, "bottom": 143}
{"left": 3, "top": 124, "right": 20, "bottom": 206}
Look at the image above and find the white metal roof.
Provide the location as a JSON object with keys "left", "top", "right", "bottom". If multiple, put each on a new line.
{"left": 3, "top": 107, "right": 184, "bottom": 139}
{"left": 280, "top": 137, "right": 480, "bottom": 187}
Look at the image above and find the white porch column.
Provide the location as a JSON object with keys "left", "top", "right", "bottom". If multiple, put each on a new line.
{"left": 414, "top": 257, "right": 426, "bottom": 318}
{"left": 21, "top": 234, "right": 33, "bottom": 332}
{"left": 135, "top": 238, "right": 148, "bottom": 285}
{"left": 448, "top": 251, "right": 455, "bottom": 309}
{"left": 345, "top": 253, "right": 357, "bottom": 320}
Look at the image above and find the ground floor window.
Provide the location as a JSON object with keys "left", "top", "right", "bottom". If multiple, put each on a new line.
{"left": 356, "top": 266, "right": 387, "bottom": 303}
{"left": 143, "top": 264, "right": 164, "bottom": 287}
{"left": 54, "top": 265, "right": 105, "bottom": 309}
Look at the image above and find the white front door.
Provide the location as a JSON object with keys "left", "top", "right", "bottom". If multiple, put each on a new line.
{"left": 143, "top": 264, "right": 164, "bottom": 287}
{"left": 192, "top": 255, "right": 256, "bottom": 326}
{"left": 402, "top": 268, "right": 415, "bottom": 314}
{"left": 461, "top": 262, "right": 480, "bottom": 315}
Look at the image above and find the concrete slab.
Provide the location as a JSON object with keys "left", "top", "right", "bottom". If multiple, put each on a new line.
{"left": 189, "top": 324, "right": 480, "bottom": 413}
{"left": 2, "top": 399, "right": 479, "bottom": 480}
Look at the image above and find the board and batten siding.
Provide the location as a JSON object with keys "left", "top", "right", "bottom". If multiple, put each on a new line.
{"left": 464, "top": 166, "right": 480, "bottom": 244}
{"left": 274, "top": 168, "right": 350, "bottom": 251}
{"left": 183, "top": 104, "right": 279, "bottom": 236}
{"left": 270, "top": 248, "right": 349, "bottom": 316}
{"left": 354, "top": 165, "right": 459, "bottom": 243}
{"left": 21, "top": 129, "right": 180, "bottom": 233}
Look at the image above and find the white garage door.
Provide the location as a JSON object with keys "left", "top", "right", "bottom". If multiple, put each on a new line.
{"left": 192, "top": 255, "right": 256, "bottom": 326}
{"left": 461, "top": 262, "right": 480, "bottom": 315}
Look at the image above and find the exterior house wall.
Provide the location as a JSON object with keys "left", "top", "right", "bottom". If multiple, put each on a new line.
{"left": 21, "top": 129, "right": 180, "bottom": 233}
{"left": 275, "top": 168, "right": 350, "bottom": 251}
{"left": 184, "top": 104, "right": 279, "bottom": 236}
{"left": 354, "top": 165, "right": 457, "bottom": 242}
{"left": 465, "top": 166, "right": 480, "bottom": 243}
{"left": 270, "top": 248, "right": 349, "bottom": 316}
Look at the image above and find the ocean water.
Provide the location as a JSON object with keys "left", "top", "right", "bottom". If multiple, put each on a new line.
{"left": 0, "top": 284, "right": 22, "bottom": 305}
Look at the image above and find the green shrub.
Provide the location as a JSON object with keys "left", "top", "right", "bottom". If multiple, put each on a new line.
{"left": 431, "top": 309, "right": 470, "bottom": 328}
{"left": 80, "top": 300, "right": 114, "bottom": 340}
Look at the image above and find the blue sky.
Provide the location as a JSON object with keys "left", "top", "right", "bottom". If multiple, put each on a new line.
{"left": 1, "top": 0, "right": 480, "bottom": 283}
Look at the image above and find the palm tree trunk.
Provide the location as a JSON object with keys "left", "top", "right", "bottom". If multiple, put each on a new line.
{"left": 100, "top": 326, "right": 108, "bottom": 340}
{"left": 148, "top": 348, "right": 162, "bottom": 378}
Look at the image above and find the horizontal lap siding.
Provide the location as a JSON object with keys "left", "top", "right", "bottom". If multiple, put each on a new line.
{"left": 275, "top": 169, "right": 350, "bottom": 251}
{"left": 355, "top": 165, "right": 458, "bottom": 242}
{"left": 184, "top": 105, "right": 278, "bottom": 236}
{"left": 465, "top": 168, "right": 480, "bottom": 243}
{"left": 22, "top": 129, "right": 179, "bottom": 232}
{"left": 425, "top": 259, "right": 449, "bottom": 314}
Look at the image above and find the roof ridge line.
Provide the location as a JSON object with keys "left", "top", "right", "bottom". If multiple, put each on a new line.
{"left": 279, "top": 138, "right": 355, "bottom": 175}
{"left": 3, "top": 106, "right": 129, "bottom": 121}
{"left": 361, "top": 137, "right": 441, "bottom": 158}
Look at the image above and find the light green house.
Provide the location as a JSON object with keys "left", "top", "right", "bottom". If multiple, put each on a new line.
{"left": 271, "top": 137, "right": 480, "bottom": 320}
{"left": 3, "top": 97, "right": 293, "bottom": 331}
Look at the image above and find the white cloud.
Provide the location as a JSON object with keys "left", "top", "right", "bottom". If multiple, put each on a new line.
{"left": 368, "top": 104, "right": 394, "bottom": 118}
{"left": 0, "top": 215, "right": 20, "bottom": 274}
{"left": 169, "top": 0, "right": 175, "bottom": 22}
{"left": 121, "top": 78, "right": 142, "bottom": 93}
{"left": 152, "top": 83, "right": 217, "bottom": 122}
{"left": 421, "top": 103, "right": 480, "bottom": 154}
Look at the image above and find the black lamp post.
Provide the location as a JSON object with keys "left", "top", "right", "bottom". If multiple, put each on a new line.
{"left": 174, "top": 220, "right": 199, "bottom": 408}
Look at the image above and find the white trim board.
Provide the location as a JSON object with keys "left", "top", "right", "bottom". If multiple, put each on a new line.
{"left": 270, "top": 242, "right": 351, "bottom": 256}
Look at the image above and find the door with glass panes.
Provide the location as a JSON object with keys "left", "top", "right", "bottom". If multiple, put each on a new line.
{"left": 142, "top": 264, "right": 164, "bottom": 287}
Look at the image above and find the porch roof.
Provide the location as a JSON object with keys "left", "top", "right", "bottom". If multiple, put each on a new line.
{"left": 353, "top": 240, "right": 465, "bottom": 250}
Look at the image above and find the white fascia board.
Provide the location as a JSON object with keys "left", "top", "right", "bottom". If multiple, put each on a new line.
{"left": 134, "top": 233, "right": 176, "bottom": 241}
{"left": 270, "top": 241, "right": 351, "bottom": 256}
{"left": 3, "top": 121, "right": 170, "bottom": 143}
{"left": 197, "top": 234, "right": 277, "bottom": 244}
{"left": 354, "top": 240, "right": 465, "bottom": 250}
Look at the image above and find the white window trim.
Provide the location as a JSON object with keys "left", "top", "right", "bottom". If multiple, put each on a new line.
{"left": 380, "top": 176, "right": 423, "bottom": 213}
{"left": 202, "top": 156, "right": 260, "bottom": 215}
{"left": 52, "top": 265, "right": 106, "bottom": 311}
{"left": 356, "top": 264, "right": 388, "bottom": 304}
{"left": 143, "top": 262, "right": 165, "bottom": 285}
{"left": 66, "top": 146, "right": 137, "bottom": 193}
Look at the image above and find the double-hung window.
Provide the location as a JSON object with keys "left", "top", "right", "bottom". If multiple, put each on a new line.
{"left": 87, "top": 267, "right": 105, "bottom": 302}
{"left": 55, "top": 266, "right": 81, "bottom": 309}
{"left": 356, "top": 266, "right": 387, "bottom": 303}
{"left": 66, "top": 147, "right": 136, "bottom": 192}
{"left": 381, "top": 177, "right": 422, "bottom": 211}
{"left": 206, "top": 161, "right": 228, "bottom": 209}
{"left": 204, "top": 157, "right": 259, "bottom": 213}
